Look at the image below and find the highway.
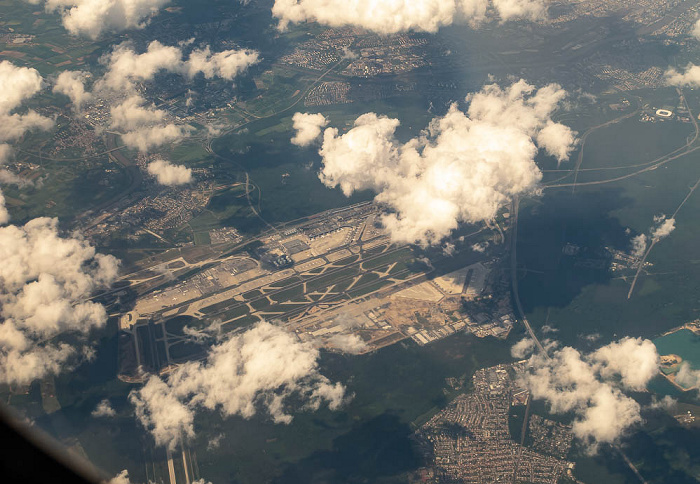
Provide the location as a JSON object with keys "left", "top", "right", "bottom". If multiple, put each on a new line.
{"left": 547, "top": 88, "right": 699, "bottom": 191}
{"left": 509, "top": 196, "right": 549, "bottom": 359}
{"left": 509, "top": 200, "right": 648, "bottom": 484}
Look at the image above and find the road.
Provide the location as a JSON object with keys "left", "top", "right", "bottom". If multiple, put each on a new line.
{"left": 510, "top": 197, "right": 648, "bottom": 484}
{"left": 568, "top": 99, "right": 642, "bottom": 193}
{"left": 509, "top": 197, "right": 549, "bottom": 359}
{"left": 547, "top": 88, "right": 700, "bottom": 191}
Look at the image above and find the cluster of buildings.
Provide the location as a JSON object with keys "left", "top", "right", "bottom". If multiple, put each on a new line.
{"left": 304, "top": 81, "right": 352, "bottom": 106}
{"left": 590, "top": 64, "right": 665, "bottom": 91}
{"left": 86, "top": 183, "right": 213, "bottom": 243}
{"left": 393, "top": 263, "right": 516, "bottom": 346}
{"left": 122, "top": 186, "right": 211, "bottom": 234}
{"left": 0, "top": 29, "right": 34, "bottom": 45}
{"left": 549, "top": 0, "right": 689, "bottom": 28}
{"left": 341, "top": 34, "right": 430, "bottom": 77}
{"left": 280, "top": 28, "right": 354, "bottom": 70}
{"left": 416, "top": 363, "right": 573, "bottom": 484}
{"left": 640, "top": 103, "right": 692, "bottom": 124}
{"left": 527, "top": 415, "right": 575, "bottom": 460}
{"left": 209, "top": 227, "right": 242, "bottom": 245}
{"left": 281, "top": 27, "right": 432, "bottom": 79}
{"left": 49, "top": 119, "right": 100, "bottom": 156}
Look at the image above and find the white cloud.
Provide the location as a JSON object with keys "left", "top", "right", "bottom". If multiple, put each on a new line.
{"left": 591, "top": 337, "right": 659, "bottom": 390}
{"left": 130, "top": 321, "right": 346, "bottom": 450}
{"left": 105, "top": 469, "right": 132, "bottom": 484}
{"left": 97, "top": 41, "right": 183, "bottom": 92}
{"left": 271, "top": 0, "right": 546, "bottom": 33}
{"left": 675, "top": 362, "right": 700, "bottom": 390}
{"left": 0, "top": 218, "right": 119, "bottom": 385}
{"left": 131, "top": 375, "right": 195, "bottom": 450}
{"left": 692, "top": 19, "right": 700, "bottom": 40}
{"left": 291, "top": 112, "right": 328, "bottom": 147}
{"left": 511, "top": 338, "right": 535, "bottom": 358}
{"left": 651, "top": 216, "right": 675, "bottom": 242}
{"left": 305, "top": 80, "right": 575, "bottom": 245}
{"left": 650, "top": 395, "right": 676, "bottom": 410}
{"left": 109, "top": 96, "right": 187, "bottom": 152}
{"left": 536, "top": 122, "right": 578, "bottom": 163}
{"left": 665, "top": 64, "right": 700, "bottom": 87}
{"left": 0, "top": 144, "right": 11, "bottom": 164}
{"left": 0, "top": 190, "right": 9, "bottom": 225}
{"left": 122, "top": 124, "right": 186, "bottom": 152}
{"left": 98, "top": 41, "right": 259, "bottom": 93}
{"left": 0, "top": 61, "right": 44, "bottom": 114}
{"left": 0, "top": 61, "right": 54, "bottom": 143}
{"left": 471, "top": 242, "right": 487, "bottom": 252}
{"left": 630, "top": 233, "right": 647, "bottom": 258}
{"left": 0, "top": 145, "right": 25, "bottom": 188}
{"left": 30, "top": 0, "right": 171, "bottom": 39}
{"left": 146, "top": 160, "right": 193, "bottom": 186}
{"left": 207, "top": 433, "right": 224, "bottom": 450}
{"left": 521, "top": 337, "right": 659, "bottom": 452}
{"left": 90, "top": 41, "right": 258, "bottom": 151}
{"left": 0, "top": 64, "right": 48, "bottom": 204}
{"left": 110, "top": 95, "right": 165, "bottom": 130}
{"left": 92, "top": 398, "right": 117, "bottom": 417}
{"left": 53, "top": 71, "right": 92, "bottom": 111}
{"left": 183, "top": 46, "right": 260, "bottom": 80}
{"left": 327, "top": 333, "right": 368, "bottom": 354}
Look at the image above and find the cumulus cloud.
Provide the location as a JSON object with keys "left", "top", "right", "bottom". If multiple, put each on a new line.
{"left": 675, "top": 362, "right": 700, "bottom": 390}
{"left": 536, "top": 122, "right": 577, "bottom": 163}
{"left": 122, "top": 122, "right": 186, "bottom": 152}
{"left": 110, "top": 95, "right": 165, "bottom": 130}
{"left": 131, "top": 376, "right": 195, "bottom": 449}
{"left": 291, "top": 112, "right": 328, "bottom": 147}
{"left": 29, "top": 0, "right": 171, "bottom": 39}
{"left": 591, "top": 337, "right": 659, "bottom": 390}
{"left": 327, "top": 333, "right": 368, "bottom": 354}
{"left": 511, "top": 337, "right": 535, "bottom": 358}
{"left": 53, "top": 71, "right": 92, "bottom": 111}
{"left": 92, "top": 398, "right": 117, "bottom": 418}
{"left": 130, "top": 322, "right": 346, "bottom": 450}
{"left": 0, "top": 218, "right": 119, "bottom": 385}
{"left": 0, "top": 61, "right": 43, "bottom": 114}
{"left": 146, "top": 160, "right": 193, "bottom": 186}
{"left": 521, "top": 337, "right": 659, "bottom": 452}
{"left": 89, "top": 41, "right": 258, "bottom": 151}
{"left": 98, "top": 41, "right": 259, "bottom": 93}
{"left": 650, "top": 395, "right": 677, "bottom": 410}
{"left": 0, "top": 191, "right": 9, "bottom": 225}
{"left": 471, "top": 242, "right": 487, "bottom": 252}
{"left": 97, "top": 41, "right": 184, "bottom": 92}
{"left": 651, "top": 216, "right": 675, "bottom": 242}
{"left": 0, "top": 61, "right": 54, "bottom": 143}
{"left": 105, "top": 469, "right": 132, "bottom": 484}
{"left": 693, "top": 19, "right": 700, "bottom": 40}
{"left": 665, "top": 64, "right": 700, "bottom": 87}
{"left": 630, "top": 233, "right": 647, "bottom": 258}
{"left": 0, "top": 144, "right": 11, "bottom": 164}
{"left": 109, "top": 96, "right": 187, "bottom": 152}
{"left": 271, "top": 0, "right": 546, "bottom": 33}
{"left": 183, "top": 46, "right": 260, "bottom": 80}
{"left": 0, "top": 145, "right": 26, "bottom": 188}
{"left": 302, "top": 80, "right": 575, "bottom": 245}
